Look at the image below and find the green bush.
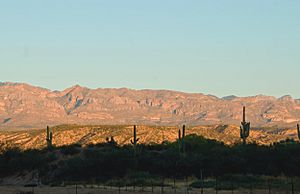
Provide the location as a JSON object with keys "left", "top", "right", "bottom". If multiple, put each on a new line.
{"left": 60, "top": 144, "right": 81, "bottom": 155}
{"left": 1, "top": 134, "right": 300, "bottom": 185}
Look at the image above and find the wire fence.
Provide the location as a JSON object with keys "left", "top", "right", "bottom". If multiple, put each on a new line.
{"left": 1, "top": 179, "right": 300, "bottom": 194}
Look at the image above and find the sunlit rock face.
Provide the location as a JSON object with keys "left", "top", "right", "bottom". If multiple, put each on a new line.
{"left": 0, "top": 82, "right": 299, "bottom": 129}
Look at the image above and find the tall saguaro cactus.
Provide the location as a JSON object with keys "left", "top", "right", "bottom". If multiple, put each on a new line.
{"left": 297, "top": 124, "right": 300, "bottom": 140}
{"left": 130, "top": 125, "right": 139, "bottom": 156}
{"left": 240, "top": 106, "right": 250, "bottom": 145}
{"left": 46, "top": 126, "right": 53, "bottom": 149}
{"left": 178, "top": 125, "right": 186, "bottom": 154}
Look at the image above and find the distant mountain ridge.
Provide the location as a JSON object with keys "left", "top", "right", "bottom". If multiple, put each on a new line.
{"left": 0, "top": 82, "right": 299, "bottom": 129}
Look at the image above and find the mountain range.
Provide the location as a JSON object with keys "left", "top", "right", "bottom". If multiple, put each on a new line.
{"left": 0, "top": 82, "right": 299, "bottom": 129}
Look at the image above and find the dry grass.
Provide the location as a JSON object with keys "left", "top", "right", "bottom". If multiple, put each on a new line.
{"left": 0, "top": 124, "right": 298, "bottom": 151}
{"left": 0, "top": 185, "right": 290, "bottom": 194}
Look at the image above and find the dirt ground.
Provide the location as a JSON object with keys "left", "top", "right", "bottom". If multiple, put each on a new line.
{"left": 0, "top": 186, "right": 298, "bottom": 194}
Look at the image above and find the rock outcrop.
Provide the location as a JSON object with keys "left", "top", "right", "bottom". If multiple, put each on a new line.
{"left": 0, "top": 82, "right": 299, "bottom": 129}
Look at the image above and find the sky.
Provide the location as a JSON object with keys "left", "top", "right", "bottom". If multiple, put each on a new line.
{"left": 0, "top": 0, "right": 299, "bottom": 98}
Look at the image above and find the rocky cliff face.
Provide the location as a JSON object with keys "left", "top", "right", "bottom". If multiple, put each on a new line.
{"left": 0, "top": 82, "right": 299, "bottom": 129}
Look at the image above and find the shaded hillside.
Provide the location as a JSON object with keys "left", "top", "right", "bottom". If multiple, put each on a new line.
{"left": 1, "top": 134, "right": 300, "bottom": 187}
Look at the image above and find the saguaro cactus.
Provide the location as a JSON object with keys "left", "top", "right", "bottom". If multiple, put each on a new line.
{"left": 240, "top": 106, "right": 250, "bottom": 145}
{"left": 46, "top": 126, "right": 53, "bottom": 149}
{"left": 130, "top": 125, "right": 139, "bottom": 156}
{"left": 297, "top": 124, "right": 300, "bottom": 140}
{"left": 178, "top": 125, "right": 186, "bottom": 154}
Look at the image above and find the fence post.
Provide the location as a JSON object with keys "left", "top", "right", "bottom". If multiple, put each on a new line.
{"left": 174, "top": 178, "right": 176, "bottom": 193}
{"left": 141, "top": 183, "right": 144, "bottom": 192}
{"left": 291, "top": 177, "right": 294, "bottom": 194}
{"left": 268, "top": 179, "right": 271, "bottom": 194}
{"left": 151, "top": 180, "right": 154, "bottom": 193}
{"left": 75, "top": 184, "right": 78, "bottom": 194}
{"left": 161, "top": 177, "right": 164, "bottom": 194}
{"left": 231, "top": 179, "right": 234, "bottom": 194}
{"left": 215, "top": 177, "right": 218, "bottom": 194}
{"left": 200, "top": 170, "right": 204, "bottom": 194}
{"left": 186, "top": 176, "right": 189, "bottom": 194}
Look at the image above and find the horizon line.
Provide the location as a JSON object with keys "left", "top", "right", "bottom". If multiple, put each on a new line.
{"left": 1, "top": 81, "right": 299, "bottom": 100}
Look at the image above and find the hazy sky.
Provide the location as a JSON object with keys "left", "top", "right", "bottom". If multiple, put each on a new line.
{"left": 0, "top": 0, "right": 299, "bottom": 98}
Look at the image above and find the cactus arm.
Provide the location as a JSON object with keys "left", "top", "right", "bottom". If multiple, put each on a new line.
{"left": 130, "top": 139, "right": 134, "bottom": 145}
{"left": 297, "top": 124, "right": 300, "bottom": 140}
{"left": 243, "top": 106, "right": 246, "bottom": 123}
{"left": 46, "top": 126, "right": 50, "bottom": 140}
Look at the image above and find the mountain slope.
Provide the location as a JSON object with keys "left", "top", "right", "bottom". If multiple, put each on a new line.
{"left": 0, "top": 82, "right": 300, "bottom": 129}
{"left": 0, "top": 125, "right": 298, "bottom": 151}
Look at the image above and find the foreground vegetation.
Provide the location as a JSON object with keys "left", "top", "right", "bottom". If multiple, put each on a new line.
{"left": 0, "top": 134, "right": 300, "bottom": 189}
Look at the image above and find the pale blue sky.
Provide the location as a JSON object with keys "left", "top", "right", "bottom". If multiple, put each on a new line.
{"left": 0, "top": 0, "right": 299, "bottom": 98}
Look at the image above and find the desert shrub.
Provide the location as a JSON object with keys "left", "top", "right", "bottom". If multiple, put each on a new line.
{"left": 191, "top": 180, "right": 219, "bottom": 189}
{"left": 1, "top": 134, "right": 300, "bottom": 184}
{"left": 60, "top": 144, "right": 81, "bottom": 155}
{"left": 17, "top": 192, "right": 33, "bottom": 194}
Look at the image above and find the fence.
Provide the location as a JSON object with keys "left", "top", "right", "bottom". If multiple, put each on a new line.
{"left": 0, "top": 178, "right": 299, "bottom": 194}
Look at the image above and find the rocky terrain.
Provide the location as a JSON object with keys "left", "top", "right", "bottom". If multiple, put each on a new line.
{"left": 0, "top": 124, "right": 298, "bottom": 151}
{"left": 0, "top": 82, "right": 299, "bottom": 129}
{"left": 0, "top": 83, "right": 298, "bottom": 188}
